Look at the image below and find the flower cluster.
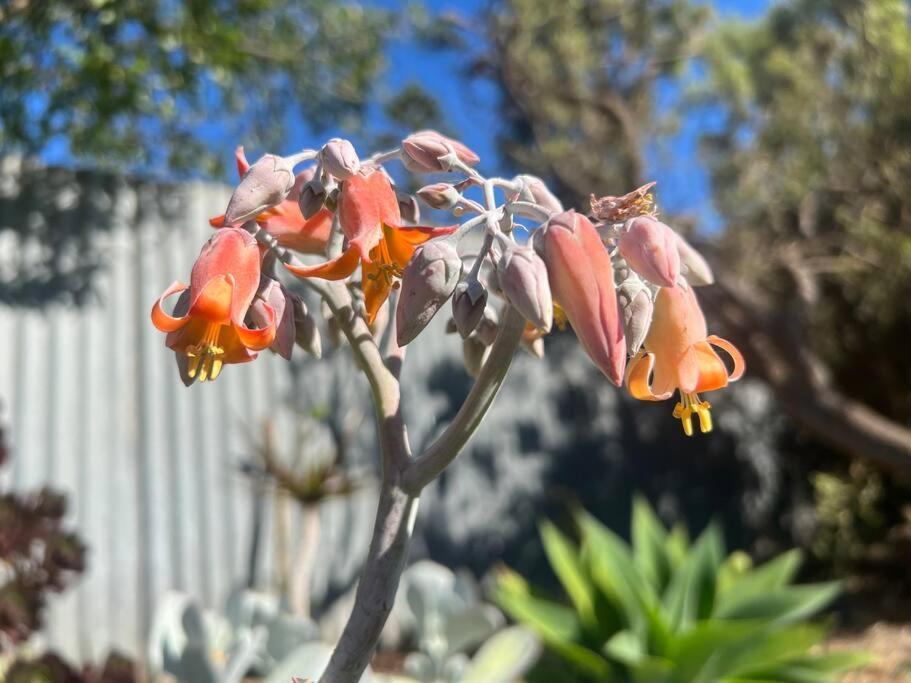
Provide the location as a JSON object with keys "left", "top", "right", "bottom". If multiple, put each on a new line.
{"left": 151, "top": 131, "right": 743, "bottom": 433}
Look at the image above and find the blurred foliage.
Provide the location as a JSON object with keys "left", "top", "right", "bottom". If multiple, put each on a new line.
{"left": 0, "top": 0, "right": 393, "bottom": 176}
{"left": 5, "top": 651, "right": 135, "bottom": 683}
{"left": 808, "top": 461, "right": 911, "bottom": 582}
{"left": 0, "top": 431, "right": 86, "bottom": 649}
{"left": 700, "top": 0, "right": 911, "bottom": 423}
{"left": 496, "top": 497, "right": 868, "bottom": 683}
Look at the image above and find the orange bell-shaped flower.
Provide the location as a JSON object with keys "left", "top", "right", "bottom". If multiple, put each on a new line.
{"left": 151, "top": 228, "right": 276, "bottom": 384}
{"left": 285, "top": 167, "right": 456, "bottom": 324}
{"left": 625, "top": 284, "right": 745, "bottom": 435}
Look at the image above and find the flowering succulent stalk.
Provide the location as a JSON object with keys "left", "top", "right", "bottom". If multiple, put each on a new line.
{"left": 150, "top": 134, "right": 745, "bottom": 683}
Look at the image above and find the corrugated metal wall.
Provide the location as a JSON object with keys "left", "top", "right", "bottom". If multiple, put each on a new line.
{"left": 0, "top": 160, "right": 378, "bottom": 663}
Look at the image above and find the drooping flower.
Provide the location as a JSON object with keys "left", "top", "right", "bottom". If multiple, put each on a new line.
{"left": 210, "top": 147, "right": 332, "bottom": 254}
{"left": 284, "top": 167, "right": 456, "bottom": 324}
{"left": 151, "top": 228, "right": 276, "bottom": 384}
{"left": 625, "top": 284, "right": 745, "bottom": 435}
{"left": 533, "top": 210, "right": 626, "bottom": 385}
{"left": 497, "top": 242, "right": 553, "bottom": 334}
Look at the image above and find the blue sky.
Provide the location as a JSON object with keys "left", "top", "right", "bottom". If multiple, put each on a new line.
{"left": 266, "top": 0, "right": 771, "bottom": 231}
{"left": 365, "top": 0, "right": 771, "bottom": 231}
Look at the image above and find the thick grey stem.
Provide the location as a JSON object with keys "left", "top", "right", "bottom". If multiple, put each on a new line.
{"left": 296, "top": 280, "right": 524, "bottom": 683}
{"left": 319, "top": 483, "right": 417, "bottom": 682}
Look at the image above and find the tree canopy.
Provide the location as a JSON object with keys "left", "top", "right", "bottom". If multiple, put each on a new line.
{"left": 0, "top": 0, "right": 392, "bottom": 175}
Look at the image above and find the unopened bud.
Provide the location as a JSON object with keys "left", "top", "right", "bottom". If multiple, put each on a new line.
{"left": 292, "top": 296, "right": 322, "bottom": 359}
{"left": 514, "top": 175, "right": 563, "bottom": 215}
{"left": 521, "top": 333, "right": 545, "bottom": 359}
{"left": 452, "top": 279, "right": 488, "bottom": 338}
{"left": 618, "top": 216, "right": 680, "bottom": 288}
{"left": 298, "top": 179, "right": 326, "bottom": 219}
{"left": 396, "top": 191, "right": 421, "bottom": 224}
{"left": 401, "top": 130, "right": 480, "bottom": 173}
{"left": 416, "top": 183, "right": 462, "bottom": 211}
{"left": 462, "top": 336, "right": 490, "bottom": 378}
{"left": 396, "top": 240, "right": 463, "bottom": 346}
{"left": 475, "top": 305, "right": 500, "bottom": 346}
{"left": 497, "top": 244, "right": 552, "bottom": 333}
{"left": 674, "top": 233, "right": 714, "bottom": 286}
{"left": 617, "top": 280, "right": 653, "bottom": 356}
{"left": 224, "top": 154, "right": 296, "bottom": 225}
{"left": 250, "top": 277, "right": 295, "bottom": 360}
{"left": 321, "top": 138, "right": 360, "bottom": 180}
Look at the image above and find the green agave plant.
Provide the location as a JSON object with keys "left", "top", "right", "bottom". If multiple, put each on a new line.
{"left": 495, "top": 498, "right": 869, "bottom": 683}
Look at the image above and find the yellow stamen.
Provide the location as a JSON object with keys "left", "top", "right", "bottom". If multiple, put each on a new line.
{"left": 366, "top": 238, "right": 404, "bottom": 286}
{"left": 553, "top": 303, "right": 568, "bottom": 331}
{"left": 672, "top": 392, "right": 713, "bottom": 436}
{"left": 185, "top": 322, "right": 225, "bottom": 384}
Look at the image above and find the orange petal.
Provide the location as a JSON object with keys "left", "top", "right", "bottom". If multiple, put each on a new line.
{"left": 693, "top": 341, "right": 729, "bottom": 393}
{"left": 707, "top": 335, "right": 746, "bottom": 381}
{"left": 190, "top": 274, "right": 235, "bottom": 324}
{"left": 361, "top": 260, "right": 392, "bottom": 325}
{"left": 676, "top": 345, "right": 701, "bottom": 393}
{"left": 383, "top": 223, "right": 458, "bottom": 268}
{"left": 284, "top": 246, "right": 360, "bottom": 281}
{"left": 260, "top": 205, "right": 332, "bottom": 254}
{"left": 625, "top": 352, "right": 674, "bottom": 401}
{"left": 233, "top": 304, "right": 276, "bottom": 351}
{"left": 151, "top": 281, "right": 191, "bottom": 332}
{"left": 235, "top": 146, "right": 250, "bottom": 177}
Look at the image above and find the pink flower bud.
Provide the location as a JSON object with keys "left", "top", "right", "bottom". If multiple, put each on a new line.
{"left": 618, "top": 216, "right": 680, "bottom": 288}
{"left": 514, "top": 175, "right": 563, "bottom": 215}
{"left": 298, "top": 179, "right": 326, "bottom": 220}
{"left": 292, "top": 296, "right": 322, "bottom": 358}
{"left": 321, "top": 138, "right": 360, "bottom": 180}
{"left": 497, "top": 243, "right": 552, "bottom": 333}
{"left": 534, "top": 210, "right": 626, "bottom": 385}
{"left": 396, "top": 239, "right": 463, "bottom": 346}
{"left": 452, "top": 279, "right": 488, "bottom": 339}
{"left": 224, "top": 154, "right": 296, "bottom": 226}
{"left": 416, "top": 183, "right": 462, "bottom": 210}
{"left": 249, "top": 277, "right": 296, "bottom": 360}
{"left": 673, "top": 233, "right": 714, "bottom": 286}
{"left": 401, "top": 130, "right": 480, "bottom": 173}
